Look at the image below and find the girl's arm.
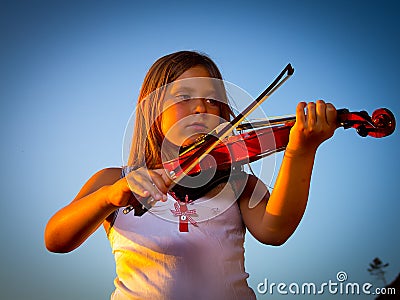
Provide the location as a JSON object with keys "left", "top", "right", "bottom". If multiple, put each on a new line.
{"left": 44, "top": 168, "right": 127, "bottom": 253}
{"left": 44, "top": 167, "right": 171, "bottom": 253}
{"left": 239, "top": 100, "right": 337, "bottom": 245}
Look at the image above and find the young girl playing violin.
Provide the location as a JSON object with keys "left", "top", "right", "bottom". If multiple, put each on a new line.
{"left": 45, "top": 50, "right": 337, "bottom": 299}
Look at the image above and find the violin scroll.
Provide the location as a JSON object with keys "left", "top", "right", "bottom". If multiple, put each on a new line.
{"left": 338, "top": 108, "right": 396, "bottom": 138}
{"left": 370, "top": 108, "right": 396, "bottom": 138}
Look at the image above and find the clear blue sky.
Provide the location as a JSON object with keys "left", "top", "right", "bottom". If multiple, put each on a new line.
{"left": 1, "top": 1, "right": 399, "bottom": 299}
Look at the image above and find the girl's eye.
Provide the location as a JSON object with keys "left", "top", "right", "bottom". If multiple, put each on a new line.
{"left": 176, "top": 94, "right": 191, "bottom": 101}
{"left": 205, "top": 98, "right": 218, "bottom": 106}
{"left": 174, "top": 95, "right": 219, "bottom": 107}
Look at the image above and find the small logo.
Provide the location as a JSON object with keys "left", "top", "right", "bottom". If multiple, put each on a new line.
{"left": 336, "top": 271, "right": 348, "bottom": 282}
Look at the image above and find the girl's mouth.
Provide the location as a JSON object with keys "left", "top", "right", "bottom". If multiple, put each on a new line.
{"left": 187, "top": 123, "right": 208, "bottom": 131}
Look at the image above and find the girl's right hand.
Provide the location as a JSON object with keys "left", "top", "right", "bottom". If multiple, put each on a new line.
{"left": 107, "top": 167, "right": 172, "bottom": 208}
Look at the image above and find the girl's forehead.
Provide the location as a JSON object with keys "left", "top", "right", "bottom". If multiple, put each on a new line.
{"left": 176, "top": 65, "right": 211, "bottom": 80}
{"left": 168, "top": 77, "right": 219, "bottom": 95}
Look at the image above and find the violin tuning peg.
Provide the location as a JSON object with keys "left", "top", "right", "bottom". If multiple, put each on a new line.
{"left": 356, "top": 125, "right": 369, "bottom": 137}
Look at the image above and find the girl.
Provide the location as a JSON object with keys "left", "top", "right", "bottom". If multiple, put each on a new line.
{"left": 45, "top": 50, "right": 337, "bottom": 299}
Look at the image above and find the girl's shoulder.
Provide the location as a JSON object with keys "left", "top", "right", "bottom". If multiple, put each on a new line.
{"left": 87, "top": 167, "right": 123, "bottom": 187}
{"left": 93, "top": 167, "right": 123, "bottom": 181}
{"left": 73, "top": 167, "right": 123, "bottom": 201}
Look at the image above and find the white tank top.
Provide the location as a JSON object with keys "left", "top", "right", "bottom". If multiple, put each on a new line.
{"left": 107, "top": 182, "right": 256, "bottom": 300}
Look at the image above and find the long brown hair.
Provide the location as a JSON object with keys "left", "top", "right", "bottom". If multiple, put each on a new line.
{"left": 127, "top": 51, "right": 233, "bottom": 169}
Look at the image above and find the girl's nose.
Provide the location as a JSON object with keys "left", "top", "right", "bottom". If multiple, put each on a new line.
{"left": 191, "top": 98, "right": 207, "bottom": 114}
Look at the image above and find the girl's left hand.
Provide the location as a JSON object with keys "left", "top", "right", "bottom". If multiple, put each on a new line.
{"left": 286, "top": 100, "right": 337, "bottom": 155}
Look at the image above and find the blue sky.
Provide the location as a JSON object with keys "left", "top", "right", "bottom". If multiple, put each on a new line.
{"left": 1, "top": 1, "right": 399, "bottom": 299}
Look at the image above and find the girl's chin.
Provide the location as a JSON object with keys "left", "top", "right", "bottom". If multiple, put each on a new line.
{"left": 165, "top": 135, "right": 205, "bottom": 149}
{"left": 182, "top": 134, "right": 206, "bottom": 146}
{"left": 162, "top": 134, "right": 203, "bottom": 149}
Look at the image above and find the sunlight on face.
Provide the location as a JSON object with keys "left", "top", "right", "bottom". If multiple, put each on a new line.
{"left": 161, "top": 66, "right": 223, "bottom": 147}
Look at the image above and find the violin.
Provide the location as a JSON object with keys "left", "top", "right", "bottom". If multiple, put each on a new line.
{"left": 123, "top": 64, "right": 396, "bottom": 215}
{"left": 160, "top": 107, "right": 395, "bottom": 202}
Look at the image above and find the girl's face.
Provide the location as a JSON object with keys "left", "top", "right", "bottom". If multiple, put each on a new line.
{"left": 161, "top": 66, "right": 222, "bottom": 147}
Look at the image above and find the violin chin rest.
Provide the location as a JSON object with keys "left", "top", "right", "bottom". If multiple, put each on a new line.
{"left": 171, "top": 168, "right": 246, "bottom": 202}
